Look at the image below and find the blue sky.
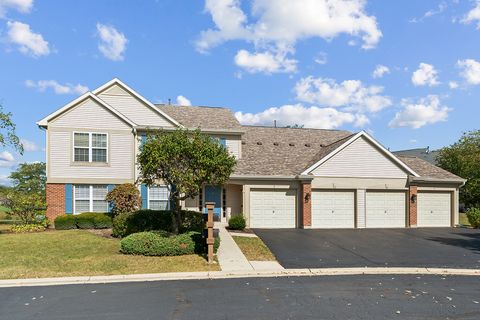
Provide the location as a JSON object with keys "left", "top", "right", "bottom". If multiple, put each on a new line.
{"left": 0, "top": 0, "right": 480, "bottom": 184}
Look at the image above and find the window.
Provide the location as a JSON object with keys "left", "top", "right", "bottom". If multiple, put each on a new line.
{"left": 149, "top": 185, "right": 169, "bottom": 210}
{"left": 74, "top": 132, "right": 108, "bottom": 163}
{"left": 74, "top": 185, "right": 108, "bottom": 214}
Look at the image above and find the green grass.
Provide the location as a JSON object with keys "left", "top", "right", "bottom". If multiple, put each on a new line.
{"left": 0, "top": 229, "right": 219, "bottom": 279}
{"left": 459, "top": 212, "right": 471, "bottom": 226}
{"left": 0, "top": 205, "right": 10, "bottom": 214}
{"left": 232, "top": 236, "right": 276, "bottom": 261}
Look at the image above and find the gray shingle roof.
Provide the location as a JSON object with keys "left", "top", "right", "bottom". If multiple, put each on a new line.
{"left": 393, "top": 147, "right": 439, "bottom": 165}
{"left": 156, "top": 105, "right": 243, "bottom": 131}
{"left": 396, "top": 155, "right": 464, "bottom": 181}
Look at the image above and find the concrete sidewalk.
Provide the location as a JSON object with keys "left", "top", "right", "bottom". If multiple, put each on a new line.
{"left": 215, "top": 222, "right": 253, "bottom": 271}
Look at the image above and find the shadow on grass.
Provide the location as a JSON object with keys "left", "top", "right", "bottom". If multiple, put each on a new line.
{"left": 427, "top": 232, "right": 480, "bottom": 254}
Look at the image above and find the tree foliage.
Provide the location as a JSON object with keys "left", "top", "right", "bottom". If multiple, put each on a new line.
{"left": 437, "top": 130, "right": 480, "bottom": 208}
{"left": 0, "top": 104, "right": 23, "bottom": 154}
{"left": 105, "top": 183, "right": 142, "bottom": 216}
{"left": 4, "top": 191, "right": 45, "bottom": 224}
{"left": 137, "top": 129, "right": 236, "bottom": 232}
{"left": 9, "top": 162, "right": 46, "bottom": 196}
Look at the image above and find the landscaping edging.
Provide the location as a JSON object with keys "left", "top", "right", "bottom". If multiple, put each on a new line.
{"left": 1, "top": 267, "right": 479, "bottom": 288}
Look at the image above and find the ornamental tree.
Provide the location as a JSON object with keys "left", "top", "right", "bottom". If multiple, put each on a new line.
{"left": 105, "top": 183, "right": 142, "bottom": 216}
{"left": 137, "top": 129, "right": 236, "bottom": 233}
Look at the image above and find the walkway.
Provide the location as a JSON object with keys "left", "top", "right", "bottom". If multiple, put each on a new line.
{"left": 215, "top": 222, "right": 253, "bottom": 271}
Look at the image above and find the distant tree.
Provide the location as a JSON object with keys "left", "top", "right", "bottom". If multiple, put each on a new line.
{"left": 286, "top": 124, "right": 304, "bottom": 128}
{"left": 0, "top": 104, "right": 23, "bottom": 154}
{"left": 437, "top": 130, "right": 480, "bottom": 208}
{"left": 9, "top": 162, "right": 46, "bottom": 197}
{"left": 138, "top": 129, "right": 236, "bottom": 233}
{"left": 4, "top": 191, "right": 44, "bottom": 224}
{"left": 105, "top": 183, "right": 142, "bottom": 216}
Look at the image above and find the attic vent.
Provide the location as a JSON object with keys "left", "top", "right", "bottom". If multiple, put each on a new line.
{"left": 305, "top": 143, "right": 311, "bottom": 147}
{"left": 257, "top": 142, "right": 263, "bottom": 145}
{"left": 320, "top": 144, "right": 325, "bottom": 147}
{"left": 273, "top": 142, "right": 279, "bottom": 146}
{"left": 289, "top": 143, "right": 295, "bottom": 147}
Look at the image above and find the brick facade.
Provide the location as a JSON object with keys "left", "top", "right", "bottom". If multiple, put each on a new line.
{"left": 301, "top": 182, "right": 312, "bottom": 228}
{"left": 408, "top": 185, "right": 418, "bottom": 227}
{"left": 46, "top": 183, "right": 66, "bottom": 221}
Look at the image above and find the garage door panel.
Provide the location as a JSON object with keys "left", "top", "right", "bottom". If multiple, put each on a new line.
{"left": 312, "top": 191, "right": 355, "bottom": 228}
{"left": 249, "top": 189, "right": 296, "bottom": 228}
{"left": 418, "top": 192, "right": 451, "bottom": 227}
{"left": 366, "top": 191, "right": 406, "bottom": 228}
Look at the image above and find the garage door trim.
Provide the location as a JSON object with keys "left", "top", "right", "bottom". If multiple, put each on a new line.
{"left": 311, "top": 189, "right": 357, "bottom": 229}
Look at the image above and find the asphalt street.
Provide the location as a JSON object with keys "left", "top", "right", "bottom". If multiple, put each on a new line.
{"left": 1, "top": 275, "right": 480, "bottom": 320}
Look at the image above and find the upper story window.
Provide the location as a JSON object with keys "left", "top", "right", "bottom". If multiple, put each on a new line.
{"left": 74, "top": 132, "right": 108, "bottom": 163}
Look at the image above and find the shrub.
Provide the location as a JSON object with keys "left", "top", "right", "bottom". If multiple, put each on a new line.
{"left": 120, "top": 231, "right": 203, "bottom": 256}
{"left": 228, "top": 215, "right": 246, "bottom": 230}
{"left": 10, "top": 223, "right": 46, "bottom": 233}
{"left": 54, "top": 215, "right": 77, "bottom": 230}
{"left": 76, "top": 213, "right": 96, "bottom": 229}
{"left": 466, "top": 208, "right": 480, "bottom": 228}
{"left": 112, "top": 210, "right": 204, "bottom": 238}
{"left": 105, "top": 183, "right": 141, "bottom": 216}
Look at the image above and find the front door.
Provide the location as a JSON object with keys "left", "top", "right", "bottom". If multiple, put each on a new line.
{"left": 204, "top": 185, "right": 222, "bottom": 221}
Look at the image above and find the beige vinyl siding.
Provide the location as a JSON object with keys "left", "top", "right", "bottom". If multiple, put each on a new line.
{"left": 356, "top": 189, "right": 366, "bottom": 228}
{"left": 226, "top": 184, "right": 243, "bottom": 217}
{"left": 211, "top": 134, "right": 242, "bottom": 159}
{"left": 98, "top": 84, "right": 175, "bottom": 127}
{"left": 48, "top": 130, "right": 134, "bottom": 182}
{"left": 311, "top": 136, "right": 408, "bottom": 178}
{"left": 49, "top": 97, "right": 130, "bottom": 130}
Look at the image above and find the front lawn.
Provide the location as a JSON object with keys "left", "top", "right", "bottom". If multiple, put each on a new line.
{"left": 0, "top": 230, "right": 219, "bottom": 279}
{"left": 232, "top": 236, "right": 276, "bottom": 261}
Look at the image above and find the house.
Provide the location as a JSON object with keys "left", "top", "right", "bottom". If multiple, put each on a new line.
{"left": 37, "top": 78, "right": 465, "bottom": 229}
{"left": 393, "top": 147, "right": 439, "bottom": 165}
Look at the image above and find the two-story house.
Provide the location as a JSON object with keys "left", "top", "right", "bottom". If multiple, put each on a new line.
{"left": 38, "top": 78, "right": 465, "bottom": 229}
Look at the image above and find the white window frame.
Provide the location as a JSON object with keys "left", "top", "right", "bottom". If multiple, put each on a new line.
{"left": 73, "top": 185, "right": 109, "bottom": 214}
{"left": 148, "top": 185, "right": 170, "bottom": 210}
{"left": 73, "top": 132, "right": 109, "bottom": 163}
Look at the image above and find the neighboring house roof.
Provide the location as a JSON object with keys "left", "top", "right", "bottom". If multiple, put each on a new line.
{"left": 393, "top": 147, "right": 439, "bottom": 165}
{"left": 234, "top": 126, "right": 352, "bottom": 176}
{"left": 156, "top": 105, "right": 243, "bottom": 132}
{"left": 396, "top": 155, "right": 464, "bottom": 182}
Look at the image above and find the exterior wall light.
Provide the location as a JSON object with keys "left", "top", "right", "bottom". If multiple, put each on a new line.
{"left": 411, "top": 194, "right": 417, "bottom": 203}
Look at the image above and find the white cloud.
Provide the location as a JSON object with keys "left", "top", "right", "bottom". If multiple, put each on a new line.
{"left": 235, "top": 104, "right": 358, "bottom": 129}
{"left": 0, "top": 151, "right": 15, "bottom": 167}
{"left": 25, "top": 80, "right": 89, "bottom": 95}
{"left": 0, "top": 0, "right": 32, "bottom": 18}
{"left": 295, "top": 76, "right": 392, "bottom": 113}
{"left": 0, "top": 174, "right": 11, "bottom": 186}
{"left": 410, "top": 1, "right": 447, "bottom": 23}
{"left": 389, "top": 95, "right": 450, "bottom": 129}
{"left": 462, "top": 2, "right": 480, "bottom": 29}
{"left": 20, "top": 138, "right": 39, "bottom": 152}
{"left": 448, "top": 81, "right": 459, "bottom": 89}
{"left": 457, "top": 58, "right": 480, "bottom": 85}
{"left": 6, "top": 21, "right": 50, "bottom": 57}
{"left": 354, "top": 114, "right": 370, "bottom": 127}
{"left": 96, "top": 23, "right": 128, "bottom": 61}
{"left": 411, "top": 63, "right": 440, "bottom": 86}
{"left": 372, "top": 64, "right": 390, "bottom": 78}
{"left": 234, "top": 48, "right": 297, "bottom": 73}
{"left": 409, "top": 139, "right": 418, "bottom": 143}
{"left": 176, "top": 95, "right": 192, "bottom": 106}
{"left": 314, "top": 51, "right": 327, "bottom": 65}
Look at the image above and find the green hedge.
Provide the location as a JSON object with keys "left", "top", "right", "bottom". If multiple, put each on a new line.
{"left": 466, "top": 208, "right": 480, "bottom": 228}
{"left": 120, "top": 231, "right": 204, "bottom": 256}
{"left": 228, "top": 215, "right": 246, "bottom": 230}
{"left": 54, "top": 212, "right": 112, "bottom": 230}
{"left": 112, "top": 210, "right": 205, "bottom": 238}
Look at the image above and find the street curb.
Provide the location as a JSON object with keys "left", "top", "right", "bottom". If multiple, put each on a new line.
{"left": 0, "top": 267, "right": 479, "bottom": 288}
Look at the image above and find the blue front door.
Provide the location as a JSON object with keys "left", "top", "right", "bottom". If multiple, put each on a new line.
{"left": 204, "top": 185, "right": 221, "bottom": 221}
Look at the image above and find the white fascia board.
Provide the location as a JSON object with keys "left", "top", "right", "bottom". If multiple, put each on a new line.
{"left": 92, "top": 78, "right": 183, "bottom": 128}
{"left": 301, "top": 131, "right": 420, "bottom": 177}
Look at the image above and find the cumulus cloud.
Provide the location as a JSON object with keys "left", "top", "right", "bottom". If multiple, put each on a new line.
{"left": 234, "top": 48, "right": 297, "bottom": 73}
{"left": 372, "top": 65, "right": 390, "bottom": 78}
{"left": 0, "top": 151, "right": 16, "bottom": 167}
{"left": 20, "top": 138, "right": 39, "bottom": 152}
{"left": 448, "top": 81, "right": 459, "bottom": 89}
{"left": 25, "top": 80, "right": 89, "bottom": 95}
{"left": 235, "top": 104, "right": 365, "bottom": 129}
{"left": 176, "top": 95, "right": 192, "bottom": 106}
{"left": 457, "top": 58, "right": 480, "bottom": 85}
{"left": 389, "top": 95, "right": 450, "bottom": 129}
{"left": 96, "top": 23, "right": 128, "bottom": 61}
{"left": 6, "top": 21, "right": 50, "bottom": 57}
{"left": 411, "top": 63, "right": 440, "bottom": 86}
{"left": 0, "top": 0, "right": 32, "bottom": 18}
{"left": 294, "top": 76, "right": 392, "bottom": 113}
{"left": 462, "top": 1, "right": 480, "bottom": 28}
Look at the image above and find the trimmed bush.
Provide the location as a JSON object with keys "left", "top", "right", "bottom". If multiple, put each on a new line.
{"left": 228, "top": 215, "right": 246, "bottom": 230}
{"left": 112, "top": 210, "right": 205, "bottom": 238}
{"left": 466, "top": 208, "right": 480, "bottom": 228}
{"left": 120, "top": 231, "right": 203, "bottom": 256}
{"left": 105, "top": 183, "right": 141, "bottom": 216}
{"left": 76, "top": 213, "right": 96, "bottom": 229}
{"left": 54, "top": 215, "right": 77, "bottom": 230}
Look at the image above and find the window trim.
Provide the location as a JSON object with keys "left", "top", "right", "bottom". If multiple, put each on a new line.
{"left": 73, "top": 184, "right": 109, "bottom": 214}
{"left": 72, "top": 131, "right": 109, "bottom": 163}
{"left": 147, "top": 185, "right": 170, "bottom": 210}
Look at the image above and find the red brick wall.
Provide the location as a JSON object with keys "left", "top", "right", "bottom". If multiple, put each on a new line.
{"left": 302, "top": 183, "right": 312, "bottom": 228}
{"left": 46, "top": 183, "right": 66, "bottom": 222}
{"left": 408, "top": 185, "right": 418, "bottom": 227}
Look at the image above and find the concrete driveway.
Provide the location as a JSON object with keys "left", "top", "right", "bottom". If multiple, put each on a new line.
{"left": 254, "top": 228, "right": 480, "bottom": 269}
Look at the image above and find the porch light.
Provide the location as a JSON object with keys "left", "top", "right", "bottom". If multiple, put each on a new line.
{"left": 304, "top": 192, "right": 311, "bottom": 203}
{"left": 410, "top": 194, "right": 417, "bottom": 203}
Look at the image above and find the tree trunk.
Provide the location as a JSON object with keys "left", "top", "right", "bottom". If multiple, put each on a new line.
{"left": 172, "top": 197, "right": 181, "bottom": 234}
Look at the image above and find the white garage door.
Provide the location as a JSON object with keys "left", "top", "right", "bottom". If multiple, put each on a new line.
{"left": 417, "top": 192, "right": 451, "bottom": 227}
{"left": 366, "top": 191, "right": 406, "bottom": 228}
{"left": 249, "top": 189, "right": 296, "bottom": 228}
{"left": 312, "top": 190, "right": 355, "bottom": 228}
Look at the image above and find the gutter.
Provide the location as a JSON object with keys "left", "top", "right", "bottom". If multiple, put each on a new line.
{"left": 409, "top": 176, "right": 466, "bottom": 186}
